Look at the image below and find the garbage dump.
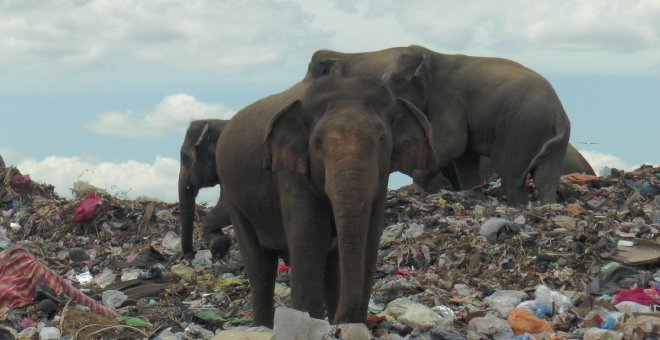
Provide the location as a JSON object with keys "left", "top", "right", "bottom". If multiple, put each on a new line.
{"left": 0, "top": 164, "right": 658, "bottom": 339}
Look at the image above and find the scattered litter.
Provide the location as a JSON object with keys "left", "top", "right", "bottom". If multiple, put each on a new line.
{"left": 0, "top": 164, "right": 658, "bottom": 338}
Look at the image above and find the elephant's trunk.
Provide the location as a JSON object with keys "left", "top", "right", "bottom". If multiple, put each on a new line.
{"left": 178, "top": 165, "right": 198, "bottom": 256}
{"left": 326, "top": 157, "right": 378, "bottom": 324}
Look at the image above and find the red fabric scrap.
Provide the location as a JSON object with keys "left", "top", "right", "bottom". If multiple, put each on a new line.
{"left": 74, "top": 192, "right": 102, "bottom": 223}
{"left": 11, "top": 174, "right": 31, "bottom": 188}
{"left": 0, "top": 246, "right": 117, "bottom": 318}
{"left": 277, "top": 263, "right": 289, "bottom": 273}
{"left": 395, "top": 268, "right": 415, "bottom": 276}
{"left": 564, "top": 173, "right": 600, "bottom": 185}
{"left": 613, "top": 287, "right": 660, "bottom": 306}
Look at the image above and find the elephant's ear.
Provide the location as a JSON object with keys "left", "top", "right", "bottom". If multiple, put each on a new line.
{"left": 390, "top": 98, "right": 437, "bottom": 175}
{"left": 383, "top": 51, "right": 431, "bottom": 108}
{"left": 263, "top": 101, "right": 309, "bottom": 176}
{"left": 306, "top": 58, "right": 343, "bottom": 79}
{"left": 193, "top": 123, "right": 210, "bottom": 162}
{"left": 410, "top": 54, "right": 431, "bottom": 100}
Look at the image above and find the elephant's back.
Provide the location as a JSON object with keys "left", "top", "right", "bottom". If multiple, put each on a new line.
{"left": 217, "top": 81, "right": 310, "bottom": 172}
{"left": 307, "top": 47, "right": 406, "bottom": 78}
{"left": 563, "top": 145, "right": 595, "bottom": 175}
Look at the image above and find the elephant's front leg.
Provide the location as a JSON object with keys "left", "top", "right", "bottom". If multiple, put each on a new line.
{"left": 224, "top": 202, "right": 278, "bottom": 327}
{"left": 453, "top": 150, "right": 482, "bottom": 190}
{"left": 277, "top": 173, "right": 333, "bottom": 319}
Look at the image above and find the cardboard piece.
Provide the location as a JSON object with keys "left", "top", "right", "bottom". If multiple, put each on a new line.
{"left": 613, "top": 239, "right": 660, "bottom": 265}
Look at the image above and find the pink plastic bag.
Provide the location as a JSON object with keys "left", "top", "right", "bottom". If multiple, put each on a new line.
{"left": 11, "top": 174, "right": 31, "bottom": 188}
{"left": 74, "top": 192, "right": 102, "bottom": 223}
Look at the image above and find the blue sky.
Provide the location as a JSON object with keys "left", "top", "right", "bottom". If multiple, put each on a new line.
{"left": 1, "top": 0, "right": 658, "bottom": 203}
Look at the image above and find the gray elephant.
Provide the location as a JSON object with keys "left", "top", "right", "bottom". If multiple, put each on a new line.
{"left": 178, "top": 119, "right": 232, "bottom": 259}
{"left": 216, "top": 70, "right": 435, "bottom": 326}
{"left": 424, "top": 143, "right": 595, "bottom": 192}
{"left": 560, "top": 144, "right": 595, "bottom": 175}
{"left": 306, "top": 45, "right": 571, "bottom": 205}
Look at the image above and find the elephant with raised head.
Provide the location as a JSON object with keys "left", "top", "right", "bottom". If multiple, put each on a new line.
{"left": 216, "top": 69, "right": 435, "bottom": 326}
{"left": 307, "top": 45, "right": 571, "bottom": 205}
{"left": 178, "top": 119, "right": 232, "bottom": 259}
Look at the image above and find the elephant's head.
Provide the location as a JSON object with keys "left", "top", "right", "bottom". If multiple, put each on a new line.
{"left": 179, "top": 119, "right": 227, "bottom": 256}
{"left": 264, "top": 71, "right": 436, "bottom": 323}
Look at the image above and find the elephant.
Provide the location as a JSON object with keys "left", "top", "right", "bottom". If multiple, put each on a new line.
{"left": 178, "top": 119, "right": 232, "bottom": 259}
{"left": 480, "top": 142, "right": 594, "bottom": 178}
{"left": 559, "top": 144, "right": 595, "bottom": 175}
{"left": 423, "top": 143, "right": 595, "bottom": 193}
{"left": 306, "top": 45, "right": 571, "bottom": 205}
{"left": 216, "top": 69, "right": 435, "bottom": 327}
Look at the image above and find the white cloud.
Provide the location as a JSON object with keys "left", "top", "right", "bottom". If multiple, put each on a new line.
{"left": 578, "top": 150, "right": 633, "bottom": 175}
{"left": 87, "top": 94, "right": 235, "bottom": 138}
{"left": 15, "top": 155, "right": 214, "bottom": 203}
{"left": 2, "top": 0, "right": 659, "bottom": 78}
{"left": 0, "top": 147, "right": 22, "bottom": 166}
{"left": 0, "top": 0, "right": 327, "bottom": 76}
{"left": 294, "top": 0, "right": 660, "bottom": 74}
{"left": 366, "top": 0, "right": 660, "bottom": 53}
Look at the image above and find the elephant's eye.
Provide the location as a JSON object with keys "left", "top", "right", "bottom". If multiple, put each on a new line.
{"left": 377, "top": 136, "right": 386, "bottom": 146}
{"left": 314, "top": 138, "right": 323, "bottom": 150}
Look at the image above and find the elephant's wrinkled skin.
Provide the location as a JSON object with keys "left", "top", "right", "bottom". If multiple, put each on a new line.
{"left": 307, "top": 45, "right": 571, "bottom": 205}
{"left": 178, "top": 120, "right": 232, "bottom": 259}
{"left": 216, "top": 72, "right": 435, "bottom": 326}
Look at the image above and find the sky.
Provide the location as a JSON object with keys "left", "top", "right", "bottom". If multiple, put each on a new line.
{"left": 1, "top": 0, "right": 658, "bottom": 204}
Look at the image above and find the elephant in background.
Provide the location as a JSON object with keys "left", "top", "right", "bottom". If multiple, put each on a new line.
{"left": 216, "top": 69, "right": 435, "bottom": 326}
{"left": 306, "top": 45, "right": 571, "bottom": 205}
{"left": 424, "top": 143, "right": 595, "bottom": 193}
{"left": 178, "top": 119, "right": 232, "bottom": 259}
{"left": 559, "top": 144, "right": 595, "bottom": 175}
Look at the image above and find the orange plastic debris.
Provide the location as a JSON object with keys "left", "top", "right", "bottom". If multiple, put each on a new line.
{"left": 563, "top": 173, "right": 600, "bottom": 185}
{"left": 508, "top": 308, "right": 553, "bottom": 336}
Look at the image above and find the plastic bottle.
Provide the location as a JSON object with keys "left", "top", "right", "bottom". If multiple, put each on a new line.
{"left": 39, "top": 327, "right": 61, "bottom": 340}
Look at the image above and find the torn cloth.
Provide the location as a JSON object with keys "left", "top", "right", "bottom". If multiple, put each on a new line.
{"left": 613, "top": 287, "right": 660, "bottom": 306}
{"left": 0, "top": 246, "right": 117, "bottom": 318}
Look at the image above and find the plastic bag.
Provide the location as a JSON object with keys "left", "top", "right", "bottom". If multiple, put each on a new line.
{"left": 484, "top": 290, "right": 528, "bottom": 316}
{"left": 534, "top": 284, "right": 572, "bottom": 314}
{"left": 467, "top": 314, "right": 514, "bottom": 340}
{"left": 273, "top": 307, "right": 330, "bottom": 340}
{"left": 74, "top": 192, "right": 102, "bottom": 222}
{"left": 384, "top": 297, "right": 444, "bottom": 330}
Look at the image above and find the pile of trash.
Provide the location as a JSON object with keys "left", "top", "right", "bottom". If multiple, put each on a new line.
{"left": 1, "top": 162, "right": 659, "bottom": 339}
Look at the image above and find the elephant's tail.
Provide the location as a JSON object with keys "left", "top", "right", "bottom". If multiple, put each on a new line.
{"left": 517, "top": 114, "right": 570, "bottom": 187}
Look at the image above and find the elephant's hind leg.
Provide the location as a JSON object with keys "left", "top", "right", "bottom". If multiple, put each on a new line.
{"left": 492, "top": 150, "right": 530, "bottom": 206}
{"left": 227, "top": 207, "right": 278, "bottom": 327}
